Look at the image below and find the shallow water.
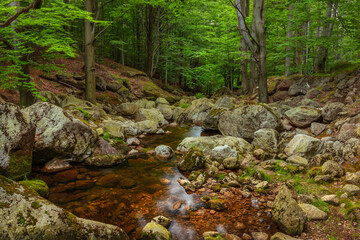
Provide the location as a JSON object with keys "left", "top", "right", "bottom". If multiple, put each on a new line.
{"left": 33, "top": 126, "right": 276, "bottom": 239}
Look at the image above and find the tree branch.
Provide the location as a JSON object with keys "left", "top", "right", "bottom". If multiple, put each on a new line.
{"left": 0, "top": 0, "right": 43, "bottom": 28}
{"left": 94, "top": 14, "right": 125, "bottom": 41}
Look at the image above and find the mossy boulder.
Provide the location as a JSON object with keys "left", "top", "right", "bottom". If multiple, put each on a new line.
{"left": 19, "top": 180, "right": 49, "bottom": 198}
{"left": 85, "top": 138, "right": 125, "bottom": 167}
{"left": 178, "top": 150, "right": 205, "bottom": 171}
{"left": 0, "top": 103, "right": 35, "bottom": 180}
{"left": 209, "top": 198, "right": 226, "bottom": 211}
{"left": 284, "top": 107, "right": 322, "bottom": 128}
{"left": 271, "top": 185, "right": 306, "bottom": 236}
{"left": 0, "top": 175, "right": 129, "bottom": 240}
{"left": 142, "top": 222, "right": 173, "bottom": 240}
{"left": 284, "top": 134, "right": 320, "bottom": 159}
{"left": 135, "top": 108, "right": 168, "bottom": 127}
{"left": 252, "top": 128, "right": 279, "bottom": 153}
{"left": 218, "top": 104, "right": 282, "bottom": 141}
{"left": 177, "top": 98, "right": 214, "bottom": 125}
{"left": 23, "top": 102, "right": 97, "bottom": 163}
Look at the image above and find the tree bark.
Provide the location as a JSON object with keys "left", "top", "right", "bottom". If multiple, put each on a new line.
{"left": 314, "top": 1, "right": 333, "bottom": 73}
{"left": 239, "top": 0, "right": 250, "bottom": 94}
{"left": 285, "top": 4, "right": 293, "bottom": 77}
{"left": 84, "top": 0, "right": 96, "bottom": 103}
{"left": 253, "top": 0, "right": 268, "bottom": 103}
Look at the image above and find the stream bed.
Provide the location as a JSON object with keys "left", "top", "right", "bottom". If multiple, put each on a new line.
{"left": 32, "top": 126, "right": 277, "bottom": 239}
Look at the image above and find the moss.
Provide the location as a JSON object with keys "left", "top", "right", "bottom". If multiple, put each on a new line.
{"left": 312, "top": 199, "right": 330, "bottom": 213}
{"left": 212, "top": 184, "right": 221, "bottom": 192}
{"left": 20, "top": 180, "right": 49, "bottom": 197}
{"left": 0, "top": 202, "right": 10, "bottom": 208}
{"left": 0, "top": 175, "right": 37, "bottom": 197}
{"left": 3, "top": 152, "right": 32, "bottom": 181}
{"left": 181, "top": 103, "right": 190, "bottom": 109}
{"left": 17, "top": 212, "right": 36, "bottom": 226}
{"left": 209, "top": 198, "right": 225, "bottom": 211}
{"left": 195, "top": 93, "right": 205, "bottom": 99}
{"left": 202, "top": 195, "right": 210, "bottom": 201}
{"left": 31, "top": 201, "right": 42, "bottom": 209}
{"left": 215, "top": 172, "right": 226, "bottom": 181}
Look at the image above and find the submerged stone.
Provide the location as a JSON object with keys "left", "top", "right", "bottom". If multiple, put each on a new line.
{"left": 142, "top": 222, "right": 173, "bottom": 240}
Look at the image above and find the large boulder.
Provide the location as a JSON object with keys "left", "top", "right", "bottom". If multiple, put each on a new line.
{"left": 134, "top": 99, "right": 156, "bottom": 109}
{"left": 155, "top": 97, "right": 170, "bottom": 106}
{"left": 135, "top": 108, "right": 168, "bottom": 127}
{"left": 214, "top": 96, "right": 234, "bottom": 109}
{"left": 177, "top": 135, "right": 252, "bottom": 156}
{"left": 284, "top": 134, "right": 320, "bottom": 158}
{"left": 0, "top": 104, "right": 35, "bottom": 180}
{"left": 202, "top": 108, "right": 227, "bottom": 130}
{"left": 177, "top": 98, "right": 214, "bottom": 125}
{"left": 135, "top": 120, "right": 158, "bottom": 134}
{"left": 284, "top": 107, "right": 322, "bottom": 128}
{"left": 0, "top": 175, "right": 129, "bottom": 240}
{"left": 322, "top": 102, "right": 347, "bottom": 123}
{"left": 288, "top": 80, "right": 311, "bottom": 96}
{"left": 118, "top": 103, "right": 139, "bottom": 116}
{"left": 271, "top": 185, "right": 306, "bottom": 236}
{"left": 85, "top": 138, "right": 125, "bottom": 167}
{"left": 23, "top": 102, "right": 97, "bottom": 163}
{"left": 156, "top": 105, "right": 173, "bottom": 121}
{"left": 346, "top": 171, "right": 360, "bottom": 185}
{"left": 218, "top": 104, "right": 282, "bottom": 141}
{"left": 337, "top": 123, "right": 360, "bottom": 142}
{"left": 252, "top": 128, "right": 279, "bottom": 153}
{"left": 299, "top": 203, "right": 328, "bottom": 220}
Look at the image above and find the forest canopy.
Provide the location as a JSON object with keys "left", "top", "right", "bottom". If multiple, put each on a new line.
{"left": 1, "top": 0, "right": 359, "bottom": 103}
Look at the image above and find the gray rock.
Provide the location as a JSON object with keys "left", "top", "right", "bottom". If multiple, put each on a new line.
{"left": 177, "top": 135, "right": 252, "bottom": 156}
{"left": 155, "top": 145, "right": 174, "bottom": 159}
{"left": 118, "top": 102, "right": 139, "bottom": 116}
{"left": 210, "top": 145, "right": 238, "bottom": 163}
{"left": 152, "top": 216, "right": 172, "bottom": 229}
{"left": 284, "top": 107, "right": 321, "bottom": 128}
{"left": 256, "top": 181, "right": 269, "bottom": 190}
{"left": 346, "top": 171, "right": 360, "bottom": 185}
{"left": 322, "top": 102, "right": 347, "bottom": 123}
{"left": 252, "top": 128, "right": 279, "bottom": 153}
{"left": 285, "top": 134, "right": 320, "bottom": 158}
{"left": 155, "top": 97, "right": 170, "bottom": 106}
{"left": 178, "top": 150, "right": 205, "bottom": 171}
{"left": 156, "top": 105, "right": 173, "bottom": 121}
{"left": 142, "top": 222, "right": 173, "bottom": 240}
{"left": 0, "top": 103, "right": 35, "bottom": 180}
{"left": 126, "top": 137, "right": 140, "bottom": 146}
{"left": 286, "top": 155, "right": 308, "bottom": 166}
{"left": 272, "top": 185, "right": 306, "bottom": 236}
{"left": 136, "top": 108, "right": 168, "bottom": 127}
{"left": 311, "top": 122, "right": 326, "bottom": 136}
{"left": 270, "top": 232, "right": 302, "bottom": 240}
{"left": 321, "top": 160, "right": 345, "bottom": 177}
{"left": 202, "top": 107, "right": 227, "bottom": 130}
{"left": 321, "top": 195, "right": 339, "bottom": 206}
{"left": 337, "top": 123, "right": 359, "bottom": 142}
{"left": 41, "top": 158, "right": 72, "bottom": 173}
{"left": 24, "top": 102, "right": 97, "bottom": 163}
{"left": 177, "top": 177, "right": 195, "bottom": 192}
{"left": 342, "top": 184, "right": 360, "bottom": 195}
{"left": 299, "top": 203, "right": 328, "bottom": 220}
{"left": 85, "top": 138, "right": 124, "bottom": 167}
{"left": 215, "top": 96, "right": 234, "bottom": 109}
{"left": 101, "top": 120, "right": 125, "bottom": 138}
{"left": 135, "top": 120, "right": 158, "bottom": 134}
{"left": 218, "top": 104, "right": 282, "bottom": 141}
{"left": 223, "top": 157, "right": 241, "bottom": 170}
{"left": 252, "top": 232, "right": 269, "bottom": 240}
{"left": 314, "top": 175, "right": 334, "bottom": 183}
{"left": 96, "top": 76, "right": 107, "bottom": 91}
{"left": 0, "top": 175, "right": 129, "bottom": 240}
{"left": 177, "top": 98, "right": 214, "bottom": 125}
{"left": 289, "top": 80, "right": 311, "bottom": 96}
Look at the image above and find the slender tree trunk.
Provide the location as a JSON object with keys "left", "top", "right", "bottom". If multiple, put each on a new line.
{"left": 314, "top": 1, "right": 333, "bottom": 73}
{"left": 146, "top": 4, "right": 154, "bottom": 76}
{"left": 253, "top": 0, "right": 268, "bottom": 103}
{"left": 239, "top": 0, "right": 250, "bottom": 94}
{"left": 84, "top": 0, "right": 96, "bottom": 103}
{"left": 285, "top": 4, "right": 293, "bottom": 77}
{"left": 121, "top": 21, "right": 125, "bottom": 65}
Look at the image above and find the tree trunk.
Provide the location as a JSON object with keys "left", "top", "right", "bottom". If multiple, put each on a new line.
{"left": 146, "top": 4, "right": 154, "bottom": 76}
{"left": 84, "top": 0, "right": 96, "bottom": 103}
{"left": 314, "top": 1, "right": 333, "bottom": 73}
{"left": 253, "top": 0, "right": 268, "bottom": 103}
{"left": 239, "top": 0, "right": 250, "bottom": 94}
{"left": 285, "top": 4, "right": 293, "bottom": 77}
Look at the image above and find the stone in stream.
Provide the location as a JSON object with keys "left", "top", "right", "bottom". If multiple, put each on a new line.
{"left": 298, "top": 203, "right": 328, "bottom": 220}
{"left": 178, "top": 150, "right": 206, "bottom": 171}
{"left": 209, "top": 198, "right": 226, "bottom": 211}
{"left": 177, "top": 177, "right": 195, "bottom": 192}
{"left": 155, "top": 145, "right": 174, "bottom": 159}
{"left": 23, "top": 102, "right": 98, "bottom": 163}
{"left": 177, "top": 98, "right": 214, "bottom": 125}
{"left": 135, "top": 108, "right": 168, "bottom": 127}
{"left": 141, "top": 222, "right": 173, "bottom": 240}
{"left": 251, "top": 232, "right": 269, "bottom": 240}
{"left": 96, "top": 174, "right": 122, "bottom": 188}
{"left": 126, "top": 137, "right": 140, "bottom": 146}
{"left": 41, "top": 158, "right": 72, "bottom": 173}
{"left": 152, "top": 216, "right": 172, "bottom": 229}
{"left": 203, "top": 231, "right": 242, "bottom": 240}
{"left": 0, "top": 103, "right": 35, "bottom": 180}
{"left": 85, "top": 138, "right": 125, "bottom": 167}
{"left": 0, "top": 175, "right": 129, "bottom": 240}
{"left": 271, "top": 185, "right": 306, "bottom": 236}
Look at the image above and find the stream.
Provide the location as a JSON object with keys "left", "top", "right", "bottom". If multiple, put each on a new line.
{"left": 32, "top": 126, "right": 276, "bottom": 239}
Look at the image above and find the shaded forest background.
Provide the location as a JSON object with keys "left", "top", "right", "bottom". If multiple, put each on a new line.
{"left": 1, "top": 0, "right": 359, "bottom": 101}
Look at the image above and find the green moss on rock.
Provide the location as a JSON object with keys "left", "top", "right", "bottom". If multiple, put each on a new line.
{"left": 19, "top": 180, "right": 49, "bottom": 197}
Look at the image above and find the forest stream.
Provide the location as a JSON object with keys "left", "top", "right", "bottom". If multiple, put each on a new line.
{"left": 31, "top": 126, "right": 277, "bottom": 239}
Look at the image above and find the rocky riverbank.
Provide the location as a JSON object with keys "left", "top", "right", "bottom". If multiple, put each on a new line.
{"left": 1, "top": 61, "right": 360, "bottom": 239}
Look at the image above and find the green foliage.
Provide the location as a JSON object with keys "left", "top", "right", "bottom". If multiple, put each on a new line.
{"left": 76, "top": 107, "right": 92, "bottom": 120}
{"left": 312, "top": 199, "right": 330, "bottom": 213}
{"left": 195, "top": 93, "right": 205, "bottom": 99}
{"left": 101, "top": 130, "right": 125, "bottom": 144}
{"left": 180, "top": 103, "right": 190, "bottom": 108}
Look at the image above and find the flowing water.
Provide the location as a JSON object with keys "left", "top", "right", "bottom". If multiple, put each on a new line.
{"left": 32, "top": 126, "right": 276, "bottom": 239}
